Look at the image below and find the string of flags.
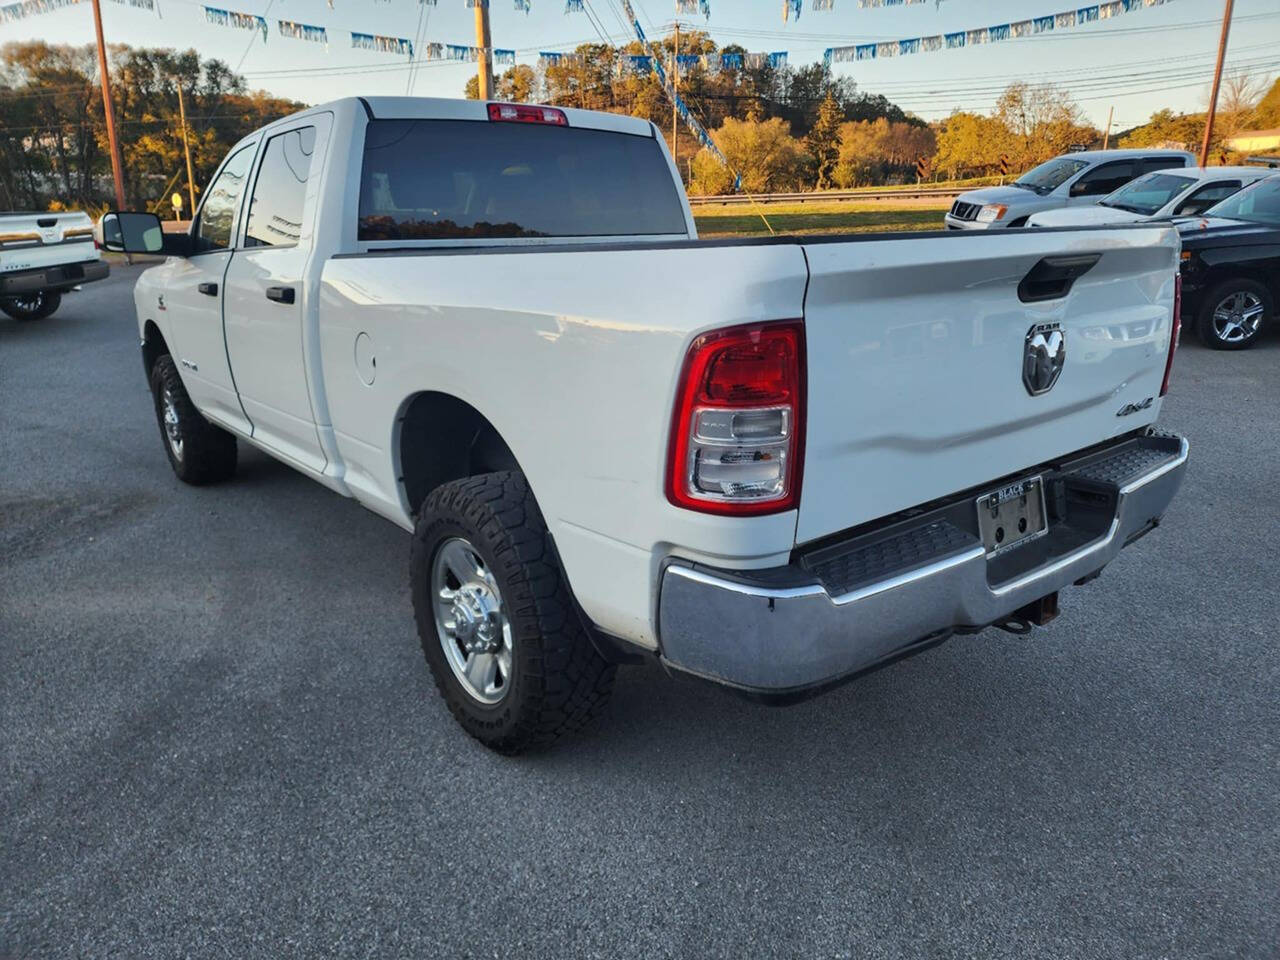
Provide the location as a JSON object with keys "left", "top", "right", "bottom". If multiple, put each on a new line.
{"left": 824, "top": 0, "right": 1173, "bottom": 64}
{"left": 0, "top": 0, "right": 81, "bottom": 21}
{"left": 674, "top": 0, "right": 710, "bottom": 18}
{"left": 278, "top": 19, "right": 328, "bottom": 44}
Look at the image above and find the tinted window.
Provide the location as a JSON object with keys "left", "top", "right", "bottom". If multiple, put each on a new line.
{"left": 1205, "top": 176, "right": 1280, "bottom": 226}
{"left": 1100, "top": 172, "right": 1195, "bottom": 215}
{"left": 1174, "top": 181, "right": 1241, "bottom": 216}
{"left": 358, "top": 119, "right": 687, "bottom": 240}
{"left": 245, "top": 126, "right": 317, "bottom": 247}
{"left": 1072, "top": 160, "right": 1136, "bottom": 197}
{"left": 1143, "top": 156, "right": 1188, "bottom": 173}
{"left": 1015, "top": 157, "right": 1088, "bottom": 194}
{"left": 196, "top": 146, "right": 254, "bottom": 252}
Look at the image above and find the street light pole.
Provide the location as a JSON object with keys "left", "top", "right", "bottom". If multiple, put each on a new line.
{"left": 90, "top": 0, "right": 127, "bottom": 209}
{"left": 1200, "top": 0, "right": 1235, "bottom": 166}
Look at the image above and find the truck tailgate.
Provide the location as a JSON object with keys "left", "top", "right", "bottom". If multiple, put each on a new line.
{"left": 797, "top": 226, "right": 1179, "bottom": 545}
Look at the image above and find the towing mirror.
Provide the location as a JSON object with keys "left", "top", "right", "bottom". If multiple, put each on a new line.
{"left": 97, "top": 211, "right": 168, "bottom": 255}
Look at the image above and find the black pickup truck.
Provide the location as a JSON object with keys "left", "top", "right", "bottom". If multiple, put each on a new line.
{"left": 1177, "top": 174, "right": 1280, "bottom": 350}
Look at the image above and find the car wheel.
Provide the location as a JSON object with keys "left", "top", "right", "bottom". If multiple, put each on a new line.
{"left": 1197, "top": 278, "right": 1271, "bottom": 350}
{"left": 410, "top": 471, "right": 615, "bottom": 754}
{"left": 148, "top": 354, "right": 238, "bottom": 484}
{"left": 1, "top": 290, "right": 61, "bottom": 321}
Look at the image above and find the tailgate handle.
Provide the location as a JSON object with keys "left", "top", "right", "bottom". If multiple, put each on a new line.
{"left": 37, "top": 217, "right": 57, "bottom": 228}
{"left": 1018, "top": 254, "right": 1101, "bottom": 303}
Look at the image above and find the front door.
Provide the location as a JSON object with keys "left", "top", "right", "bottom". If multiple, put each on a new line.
{"left": 164, "top": 143, "right": 256, "bottom": 433}
{"left": 222, "top": 119, "right": 329, "bottom": 474}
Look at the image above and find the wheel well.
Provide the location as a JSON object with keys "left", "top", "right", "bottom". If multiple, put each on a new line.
{"left": 398, "top": 392, "right": 519, "bottom": 516}
{"left": 141, "top": 320, "right": 169, "bottom": 378}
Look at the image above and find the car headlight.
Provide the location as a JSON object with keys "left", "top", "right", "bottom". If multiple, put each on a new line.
{"left": 976, "top": 203, "right": 1008, "bottom": 223}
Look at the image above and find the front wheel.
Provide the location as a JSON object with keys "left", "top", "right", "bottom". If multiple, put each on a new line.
{"left": 1, "top": 290, "right": 61, "bottom": 321}
{"left": 1197, "top": 278, "right": 1271, "bottom": 350}
{"left": 410, "top": 471, "right": 615, "bottom": 754}
{"left": 148, "top": 354, "right": 238, "bottom": 484}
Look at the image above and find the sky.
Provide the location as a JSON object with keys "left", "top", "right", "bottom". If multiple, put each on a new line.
{"left": 3, "top": 0, "right": 1279, "bottom": 131}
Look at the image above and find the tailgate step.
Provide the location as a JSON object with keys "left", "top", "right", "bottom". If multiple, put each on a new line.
{"left": 802, "top": 519, "right": 979, "bottom": 598}
{"left": 1063, "top": 432, "right": 1184, "bottom": 489}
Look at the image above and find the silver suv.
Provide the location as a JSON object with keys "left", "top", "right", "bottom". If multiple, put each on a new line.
{"left": 944, "top": 149, "right": 1195, "bottom": 230}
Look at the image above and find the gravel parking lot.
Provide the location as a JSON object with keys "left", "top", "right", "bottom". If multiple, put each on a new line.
{"left": 3, "top": 264, "right": 1278, "bottom": 959}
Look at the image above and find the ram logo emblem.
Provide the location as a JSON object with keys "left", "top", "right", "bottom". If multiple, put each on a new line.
{"left": 1023, "top": 322, "right": 1066, "bottom": 396}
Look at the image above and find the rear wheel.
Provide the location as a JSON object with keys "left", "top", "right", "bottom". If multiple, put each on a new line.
{"left": 148, "top": 354, "right": 238, "bottom": 484}
{"left": 1, "top": 290, "right": 61, "bottom": 321}
{"left": 410, "top": 471, "right": 615, "bottom": 754}
{"left": 1197, "top": 278, "right": 1271, "bottom": 350}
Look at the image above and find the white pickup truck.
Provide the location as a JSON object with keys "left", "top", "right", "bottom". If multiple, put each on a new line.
{"left": 1, "top": 210, "right": 109, "bottom": 320}
{"left": 102, "top": 97, "right": 1189, "bottom": 753}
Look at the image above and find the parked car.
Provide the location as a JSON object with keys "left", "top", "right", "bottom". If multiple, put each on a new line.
{"left": 0, "top": 210, "right": 109, "bottom": 321}
{"left": 1027, "top": 166, "right": 1272, "bottom": 227}
{"left": 101, "top": 97, "right": 1189, "bottom": 752}
{"left": 1177, "top": 173, "right": 1280, "bottom": 350}
{"left": 945, "top": 149, "right": 1195, "bottom": 230}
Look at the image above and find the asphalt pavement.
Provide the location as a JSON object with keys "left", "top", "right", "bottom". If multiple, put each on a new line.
{"left": 2, "top": 264, "right": 1277, "bottom": 959}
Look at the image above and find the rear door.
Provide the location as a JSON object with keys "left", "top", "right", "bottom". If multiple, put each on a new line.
{"left": 795, "top": 227, "right": 1179, "bottom": 544}
{"left": 222, "top": 115, "right": 331, "bottom": 474}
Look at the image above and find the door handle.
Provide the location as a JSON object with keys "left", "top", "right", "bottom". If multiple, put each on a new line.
{"left": 197, "top": 282, "right": 218, "bottom": 296}
{"left": 265, "top": 286, "right": 295, "bottom": 304}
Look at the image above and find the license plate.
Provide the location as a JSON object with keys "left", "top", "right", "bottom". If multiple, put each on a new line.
{"left": 976, "top": 477, "right": 1047, "bottom": 556}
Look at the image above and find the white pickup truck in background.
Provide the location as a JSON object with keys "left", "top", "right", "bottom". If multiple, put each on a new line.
{"left": 0, "top": 210, "right": 109, "bottom": 321}
{"left": 102, "top": 96, "right": 1189, "bottom": 753}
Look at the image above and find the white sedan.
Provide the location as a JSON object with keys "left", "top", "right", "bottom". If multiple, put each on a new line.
{"left": 1027, "top": 166, "right": 1272, "bottom": 227}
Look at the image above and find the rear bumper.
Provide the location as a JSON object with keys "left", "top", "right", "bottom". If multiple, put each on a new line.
{"left": 0, "top": 258, "right": 109, "bottom": 295}
{"left": 657, "top": 430, "right": 1189, "bottom": 699}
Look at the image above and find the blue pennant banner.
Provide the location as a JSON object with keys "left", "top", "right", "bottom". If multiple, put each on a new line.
{"left": 514, "top": 0, "right": 530, "bottom": 11}
{"left": 278, "top": 18, "right": 327, "bottom": 43}
{"left": 352, "top": 31, "right": 414, "bottom": 56}
{"left": 494, "top": 48, "right": 516, "bottom": 65}
{"left": 782, "top": 0, "right": 801, "bottom": 20}
{"left": 204, "top": 6, "right": 268, "bottom": 42}
{"left": 0, "top": 0, "right": 84, "bottom": 22}
{"left": 825, "top": 0, "right": 1169, "bottom": 64}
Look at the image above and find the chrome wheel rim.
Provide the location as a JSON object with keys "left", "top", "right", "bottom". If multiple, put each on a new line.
{"left": 9, "top": 292, "right": 44, "bottom": 313}
{"left": 1212, "top": 290, "right": 1264, "bottom": 343}
{"left": 161, "top": 387, "right": 184, "bottom": 462}
{"left": 431, "top": 537, "right": 513, "bottom": 705}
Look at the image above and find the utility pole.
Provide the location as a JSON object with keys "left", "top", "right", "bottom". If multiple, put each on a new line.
{"left": 1101, "top": 104, "right": 1114, "bottom": 150}
{"left": 474, "top": 0, "right": 494, "bottom": 101}
{"left": 90, "top": 0, "right": 127, "bottom": 209}
{"left": 1200, "top": 0, "right": 1235, "bottom": 167}
{"left": 176, "top": 83, "right": 197, "bottom": 215}
{"left": 672, "top": 22, "right": 679, "bottom": 175}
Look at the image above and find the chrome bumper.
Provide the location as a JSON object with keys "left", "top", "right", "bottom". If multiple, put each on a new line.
{"left": 658, "top": 433, "right": 1189, "bottom": 697}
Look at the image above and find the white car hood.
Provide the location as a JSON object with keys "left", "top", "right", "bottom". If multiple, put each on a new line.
{"left": 1028, "top": 205, "right": 1142, "bottom": 227}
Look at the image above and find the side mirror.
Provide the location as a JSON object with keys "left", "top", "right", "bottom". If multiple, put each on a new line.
{"left": 97, "top": 211, "right": 167, "bottom": 254}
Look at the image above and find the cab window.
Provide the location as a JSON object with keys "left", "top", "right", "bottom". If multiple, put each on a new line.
{"left": 1071, "top": 160, "right": 1136, "bottom": 198}
{"left": 244, "top": 126, "right": 317, "bottom": 248}
{"left": 195, "top": 145, "right": 255, "bottom": 253}
{"left": 1174, "top": 181, "right": 1241, "bottom": 217}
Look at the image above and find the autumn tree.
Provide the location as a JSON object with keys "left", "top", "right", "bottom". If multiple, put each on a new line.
{"left": 464, "top": 64, "right": 538, "bottom": 102}
{"left": 1255, "top": 77, "right": 1280, "bottom": 129}
{"left": 689, "top": 117, "right": 808, "bottom": 195}
{"left": 806, "top": 91, "right": 843, "bottom": 189}
{"left": 931, "top": 111, "right": 1010, "bottom": 179}
{"left": 995, "top": 81, "right": 1096, "bottom": 169}
{"left": 834, "top": 118, "right": 936, "bottom": 187}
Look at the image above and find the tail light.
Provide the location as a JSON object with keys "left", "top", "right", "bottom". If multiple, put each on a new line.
{"left": 1161, "top": 272, "right": 1180, "bottom": 397}
{"left": 666, "top": 321, "right": 805, "bottom": 515}
{"left": 486, "top": 102, "right": 568, "bottom": 126}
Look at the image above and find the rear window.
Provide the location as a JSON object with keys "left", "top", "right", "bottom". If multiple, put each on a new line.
{"left": 358, "top": 119, "right": 687, "bottom": 241}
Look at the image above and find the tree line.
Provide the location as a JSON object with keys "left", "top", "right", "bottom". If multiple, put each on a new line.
{"left": 0, "top": 41, "right": 301, "bottom": 213}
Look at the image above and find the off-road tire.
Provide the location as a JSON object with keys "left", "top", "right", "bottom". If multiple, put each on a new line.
{"left": 1197, "top": 277, "right": 1271, "bottom": 350}
{"left": 410, "top": 471, "right": 615, "bottom": 754}
{"left": 1, "top": 290, "right": 61, "bottom": 321}
{"left": 148, "top": 354, "right": 238, "bottom": 484}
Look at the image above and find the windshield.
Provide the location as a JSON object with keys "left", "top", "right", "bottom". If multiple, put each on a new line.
{"left": 1203, "top": 176, "right": 1280, "bottom": 226}
{"left": 1100, "top": 172, "right": 1196, "bottom": 215}
{"left": 1015, "top": 157, "right": 1089, "bottom": 195}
